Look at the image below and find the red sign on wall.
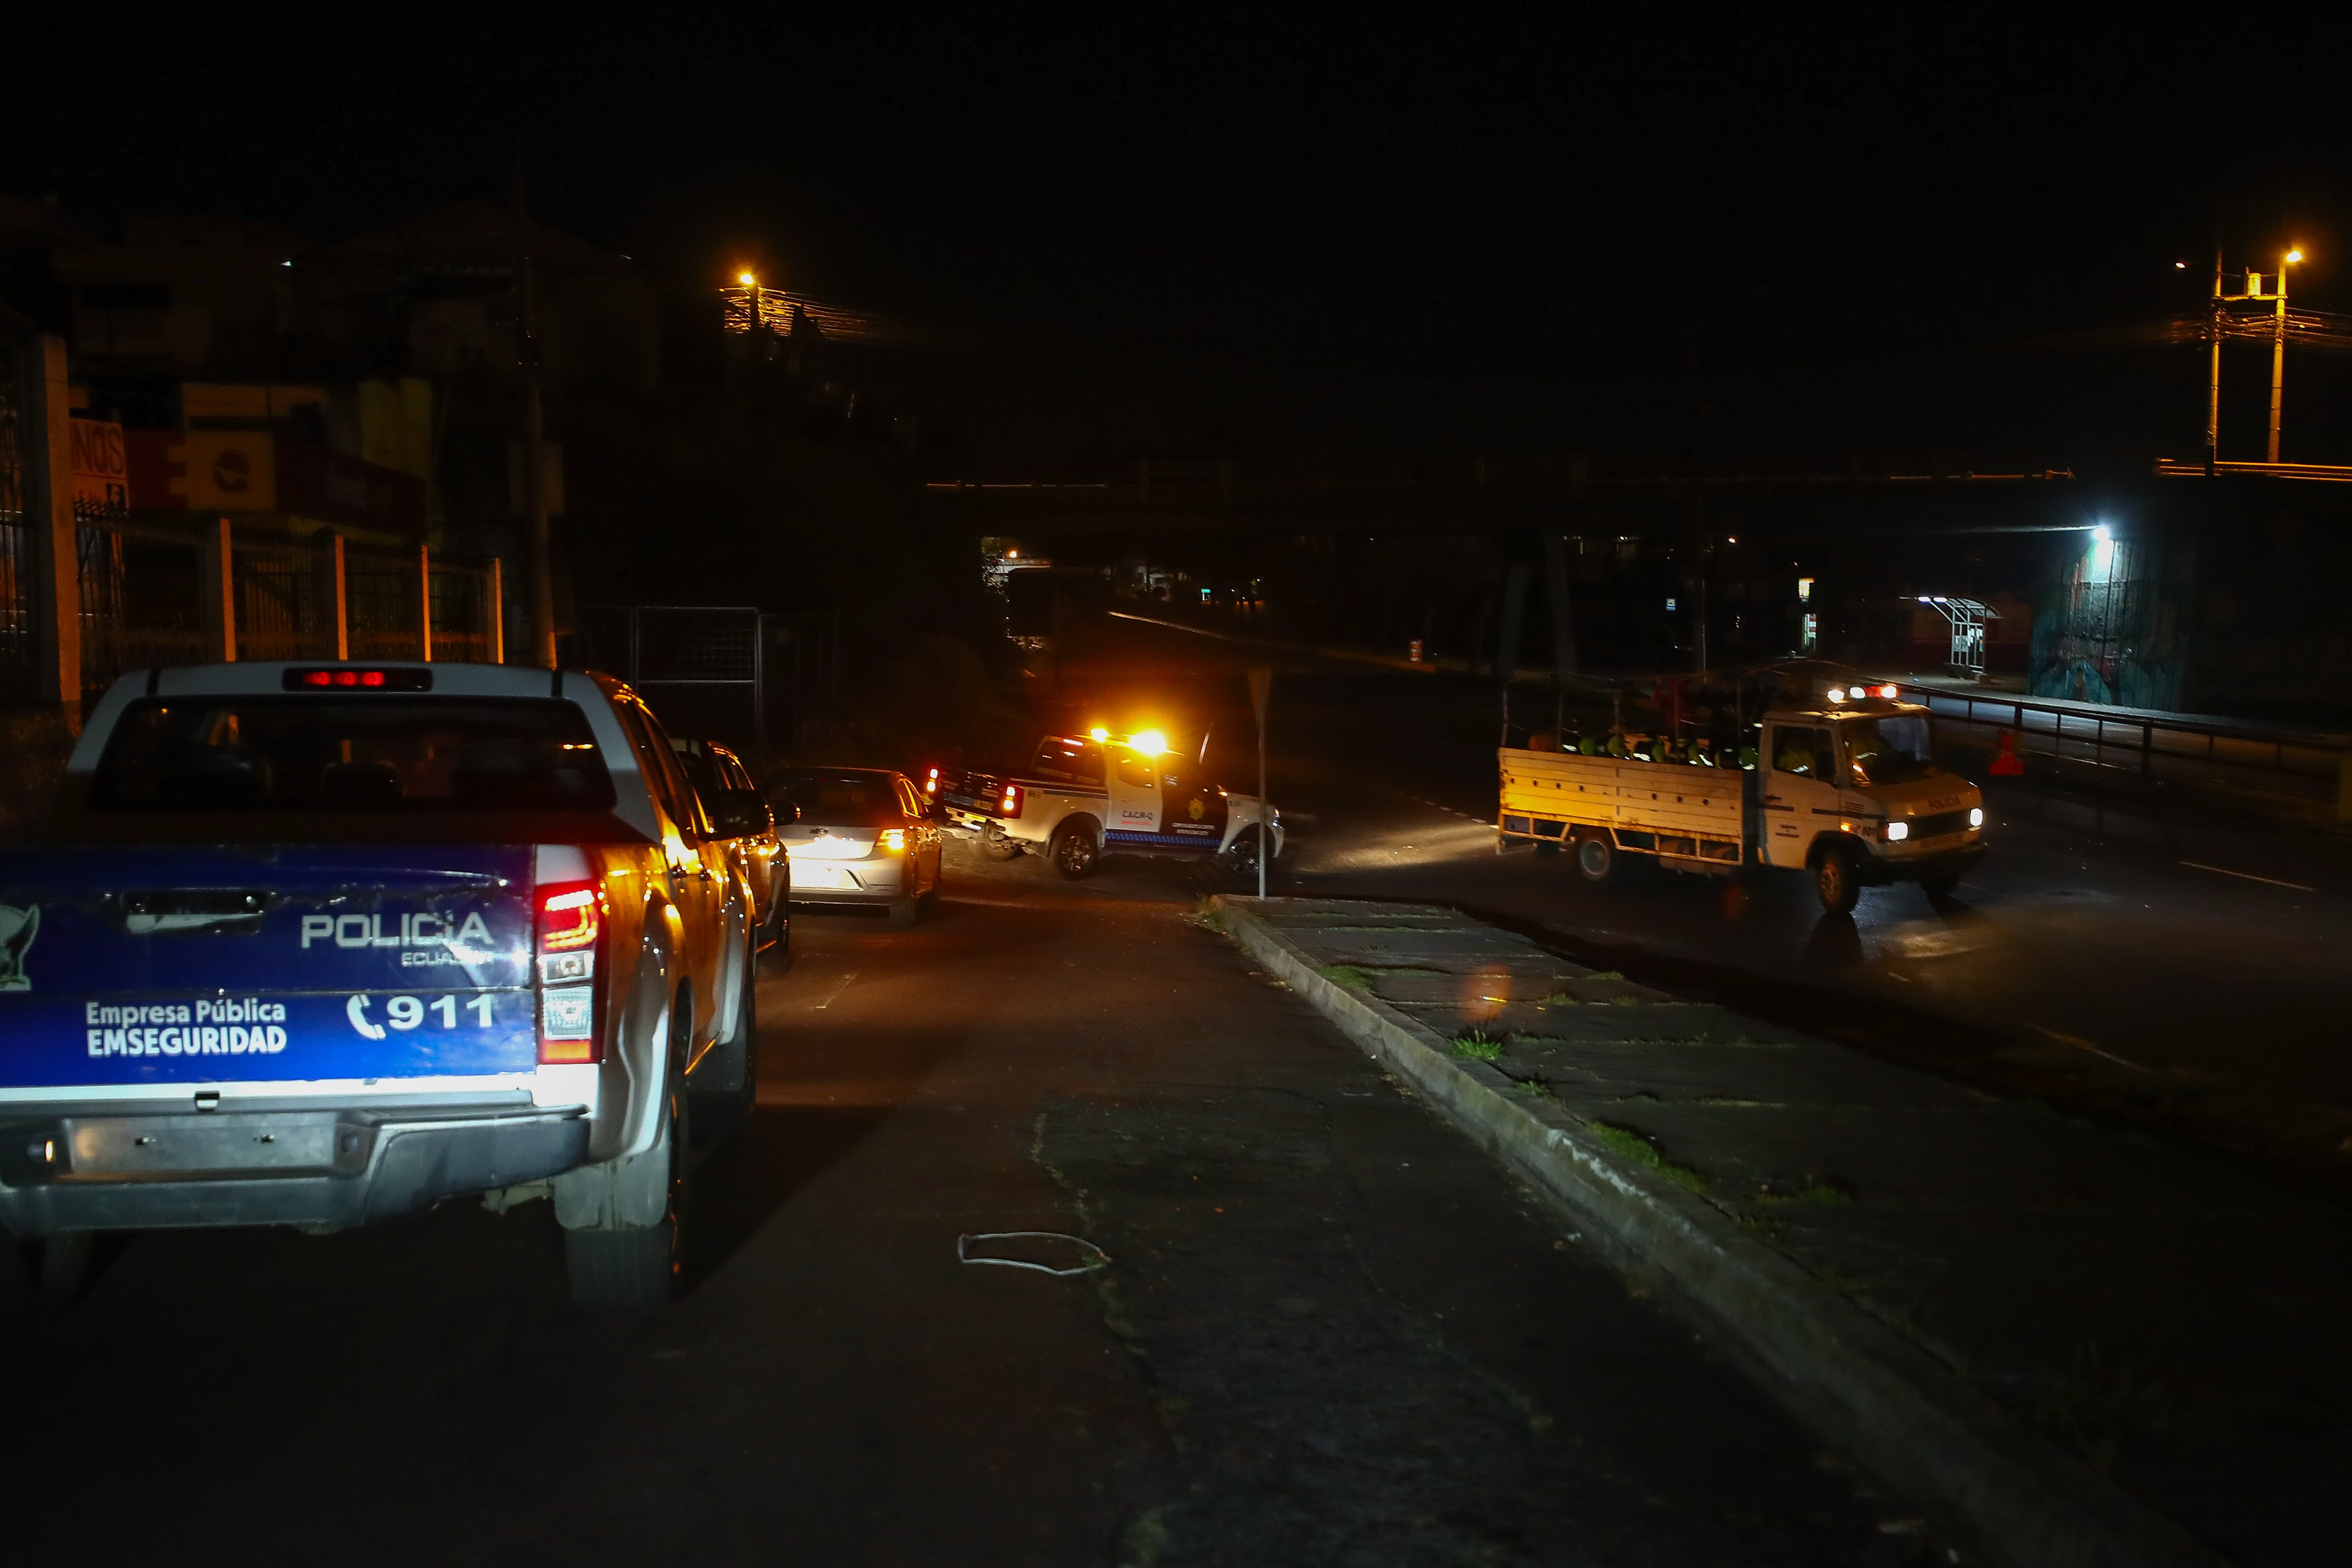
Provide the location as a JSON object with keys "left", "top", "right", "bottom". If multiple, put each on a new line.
{"left": 123, "top": 429, "right": 425, "bottom": 540}
{"left": 69, "top": 417, "right": 129, "bottom": 510}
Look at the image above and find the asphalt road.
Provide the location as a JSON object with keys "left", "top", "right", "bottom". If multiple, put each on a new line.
{"left": 2, "top": 840, "right": 1922, "bottom": 1567}
{"left": 1055, "top": 613, "right": 2352, "bottom": 1161}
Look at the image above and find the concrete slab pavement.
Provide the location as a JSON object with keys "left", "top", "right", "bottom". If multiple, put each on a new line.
{"left": 1218, "top": 895, "right": 2352, "bottom": 1566}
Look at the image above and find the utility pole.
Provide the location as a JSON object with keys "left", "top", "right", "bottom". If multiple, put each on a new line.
{"left": 2209, "top": 242, "right": 2304, "bottom": 469}
{"left": 513, "top": 166, "right": 558, "bottom": 669}
{"left": 2269, "top": 253, "right": 2291, "bottom": 465}
{"left": 2206, "top": 238, "right": 2223, "bottom": 476}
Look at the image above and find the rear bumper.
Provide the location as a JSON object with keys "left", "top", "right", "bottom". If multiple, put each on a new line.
{"left": 787, "top": 856, "right": 910, "bottom": 905}
{"left": 0, "top": 1101, "right": 588, "bottom": 1238}
{"left": 942, "top": 810, "right": 1038, "bottom": 844}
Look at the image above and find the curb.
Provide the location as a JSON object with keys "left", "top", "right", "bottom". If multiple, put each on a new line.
{"left": 1210, "top": 896, "right": 2225, "bottom": 1568}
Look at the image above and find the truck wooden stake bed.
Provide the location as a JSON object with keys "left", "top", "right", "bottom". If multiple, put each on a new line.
{"left": 1498, "top": 694, "right": 1984, "bottom": 913}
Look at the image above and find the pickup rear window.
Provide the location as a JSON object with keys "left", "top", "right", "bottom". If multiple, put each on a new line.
{"left": 90, "top": 697, "right": 616, "bottom": 812}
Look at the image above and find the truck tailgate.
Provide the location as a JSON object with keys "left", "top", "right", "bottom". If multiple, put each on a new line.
{"left": 0, "top": 844, "right": 537, "bottom": 1092}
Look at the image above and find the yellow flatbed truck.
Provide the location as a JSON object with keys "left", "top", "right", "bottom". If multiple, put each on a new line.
{"left": 1497, "top": 693, "right": 1986, "bottom": 913}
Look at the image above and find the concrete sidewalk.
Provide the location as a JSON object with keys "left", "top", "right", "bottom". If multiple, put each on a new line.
{"left": 1214, "top": 896, "right": 2352, "bottom": 1567}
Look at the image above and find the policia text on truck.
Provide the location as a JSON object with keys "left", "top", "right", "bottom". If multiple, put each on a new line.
{"left": 1497, "top": 689, "right": 1984, "bottom": 913}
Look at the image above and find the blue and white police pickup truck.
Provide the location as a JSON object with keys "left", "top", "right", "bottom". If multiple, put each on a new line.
{"left": 934, "top": 729, "right": 1283, "bottom": 880}
{"left": 0, "top": 660, "right": 769, "bottom": 1309}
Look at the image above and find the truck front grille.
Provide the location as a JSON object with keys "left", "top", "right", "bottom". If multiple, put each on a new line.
{"left": 1908, "top": 807, "right": 1974, "bottom": 840}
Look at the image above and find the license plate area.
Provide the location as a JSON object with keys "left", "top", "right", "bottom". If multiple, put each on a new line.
{"left": 9, "top": 1112, "right": 375, "bottom": 1184}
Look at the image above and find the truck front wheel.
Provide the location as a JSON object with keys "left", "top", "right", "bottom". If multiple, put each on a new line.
{"left": 1814, "top": 847, "right": 1863, "bottom": 915}
{"left": 1574, "top": 832, "right": 1617, "bottom": 885}
{"left": 1224, "top": 824, "right": 1268, "bottom": 887}
{"left": 1051, "top": 819, "right": 1101, "bottom": 879}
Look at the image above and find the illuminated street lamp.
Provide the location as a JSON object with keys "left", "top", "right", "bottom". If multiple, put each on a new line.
{"left": 2267, "top": 248, "right": 2303, "bottom": 464}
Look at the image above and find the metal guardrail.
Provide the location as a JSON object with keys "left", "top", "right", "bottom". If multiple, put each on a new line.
{"left": 1884, "top": 680, "right": 2349, "bottom": 819}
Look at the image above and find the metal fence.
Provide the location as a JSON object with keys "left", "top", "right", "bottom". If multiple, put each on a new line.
{"left": 72, "top": 515, "right": 505, "bottom": 700}
{"left": 1887, "top": 680, "right": 2350, "bottom": 819}
{"left": 429, "top": 562, "right": 498, "bottom": 665}
{"left": 577, "top": 605, "right": 837, "bottom": 751}
{"left": 78, "top": 513, "right": 208, "bottom": 697}
{"left": 0, "top": 342, "right": 29, "bottom": 703}
{"left": 235, "top": 533, "right": 334, "bottom": 663}
{"left": 347, "top": 546, "right": 423, "bottom": 663}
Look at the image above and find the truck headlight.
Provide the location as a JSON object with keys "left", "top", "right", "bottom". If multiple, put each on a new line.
{"left": 1883, "top": 820, "right": 1910, "bottom": 842}
{"left": 1969, "top": 807, "right": 1984, "bottom": 828}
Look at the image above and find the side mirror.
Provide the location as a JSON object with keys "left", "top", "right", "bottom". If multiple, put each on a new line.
{"left": 708, "top": 788, "right": 775, "bottom": 840}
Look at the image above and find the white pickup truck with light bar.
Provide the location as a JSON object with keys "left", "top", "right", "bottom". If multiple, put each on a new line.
{"left": 934, "top": 728, "right": 1283, "bottom": 880}
{"left": 1498, "top": 687, "right": 1985, "bottom": 913}
{"left": 0, "top": 660, "right": 766, "bottom": 1309}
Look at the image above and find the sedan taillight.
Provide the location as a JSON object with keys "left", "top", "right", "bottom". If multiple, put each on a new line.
{"left": 536, "top": 880, "right": 605, "bottom": 1063}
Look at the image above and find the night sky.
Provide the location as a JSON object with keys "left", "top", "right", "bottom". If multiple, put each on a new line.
{"left": 14, "top": 10, "right": 2352, "bottom": 464}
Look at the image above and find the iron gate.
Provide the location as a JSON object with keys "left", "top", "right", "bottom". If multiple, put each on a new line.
{"left": 578, "top": 605, "right": 765, "bottom": 747}
{"left": 576, "top": 605, "right": 836, "bottom": 752}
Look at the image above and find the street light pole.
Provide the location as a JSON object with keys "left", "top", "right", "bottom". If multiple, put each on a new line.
{"left": 2268, "top": 248, "right": 2301, "bottom": 465}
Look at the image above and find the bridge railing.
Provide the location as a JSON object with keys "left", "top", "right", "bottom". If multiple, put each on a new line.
{"left": 1882, "top": 679, "right": 2350, "bottom": 821}
{"left": 928, "top": 453, "right": 2076, "bottom": 497}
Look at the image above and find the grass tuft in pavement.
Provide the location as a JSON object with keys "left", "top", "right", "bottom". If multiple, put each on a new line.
{"left": 1451, "top": 1030, "right": 1503, "bottom": 1061}
{"left": 2031, "top": 1343, "right": 2177, "bottom": 1472}
{"left": 1319, "top": 964, "right": 1375, "bottom": 990}
{"left": 1757, "top": 1177, "right": 1857, "bottom": 1206}
{"left": 1582, "top": 1121, "right": 1709, "bottom": 1194}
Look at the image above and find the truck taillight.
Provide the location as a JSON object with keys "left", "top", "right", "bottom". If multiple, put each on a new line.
{"left": 924, "top": 767, "right": 939, "bottom": 796}
{"left": 536, "top": 881, "right": 605, "bottom": 1063}
{"left": 999, "top": 784, "right": 1023, "bottom": 818}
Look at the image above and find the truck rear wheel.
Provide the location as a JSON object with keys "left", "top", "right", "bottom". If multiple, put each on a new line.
{"left": 1814, "top": 847, "right": 1863, "bottom": 915}
{"left": 566, "top": 1004, "right": 692, "bottom": 1312}
{"left": 691, "top": 944, "right": 758, "bottom": 1145}
{"left": 1051, "top": 819, "right": 1101, "bottom": 879}
{"left": 978, "top": 836, "right": 1022, "bottom": 862}
{"left": 36, "top": 1230, "right": 95, "bottom": 1308}
{"left": 1574, "top": 832, "right": 1617, "bottom": 884}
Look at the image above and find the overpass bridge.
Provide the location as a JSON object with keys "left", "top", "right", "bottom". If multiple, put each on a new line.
{"left": 924, "top": 455, "right": 2098, "bottom": 544}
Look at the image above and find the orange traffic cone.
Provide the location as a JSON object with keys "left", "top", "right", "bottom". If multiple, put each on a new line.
{"left": 1989, "top": 730, "right": 2025, "bottom": 776}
